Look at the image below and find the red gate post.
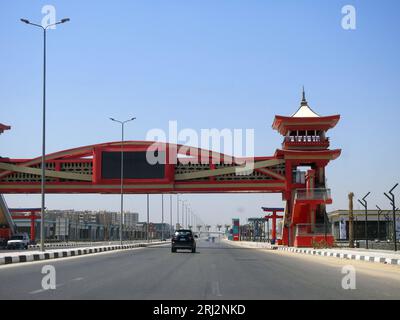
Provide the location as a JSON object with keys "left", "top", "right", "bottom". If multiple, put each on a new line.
{"left": 9, "top": 208, "right": 41, "bottom": 242}
{"left": 262, "top": 207, "right": 284, "bottom": 244}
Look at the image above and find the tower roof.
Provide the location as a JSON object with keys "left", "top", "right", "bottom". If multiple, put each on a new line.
{"left": 291, "top": 87, "right": 320, "bottom": 118}
{"left": 272, "top": 89, "right": 340, "bottom": 136}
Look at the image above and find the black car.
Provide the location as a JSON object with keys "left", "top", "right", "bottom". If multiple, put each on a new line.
{"left": 171, "top": 229, "right": 197, "bottom": 253}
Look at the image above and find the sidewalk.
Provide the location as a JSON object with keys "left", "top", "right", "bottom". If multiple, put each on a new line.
{"left": 223, "top": 239, "right": 400, "bottom": 266}
{"left": 0, "top": 241, "right": 165, "bottom": 266}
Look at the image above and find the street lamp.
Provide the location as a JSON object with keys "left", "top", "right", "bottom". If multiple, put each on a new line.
{"left": 109, "top": 117, "right": 136, "bottom": 245}
{"left": 21, "top": 17, "right": 70, "bottom": 252}
{"left": 176, "top": 194, "right": 180, "bottom": 230}
{"left": 180, "top": 199, "right": 186, "bottom": 229}
{"left": 358, "top": 192, "right": 371, "bottom": 249}
{"left": 376, "top": 205, "right": 382, "bottom": 241}
{"left": 169, "top": 194, "right": 173, "bottom": 238}
{"left": 147, "top": 194, "right": 150, "bottom": 243}
{"left": 161, "top": 194, "right": 164, "bottom": 241}
{"left": 384, "top": 183, "right": 398, "bottom": 251}
{"left": 186, "top": 204, "right": 189, "bottom": 229}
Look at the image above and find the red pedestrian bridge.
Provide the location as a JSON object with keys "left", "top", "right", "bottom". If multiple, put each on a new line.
{"left": 0, "top": 91, "right": 341, "bottom": 247}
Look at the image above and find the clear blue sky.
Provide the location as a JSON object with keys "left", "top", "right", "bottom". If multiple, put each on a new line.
{"left": 1, "top": 0, "right": 399, "bottom": 226}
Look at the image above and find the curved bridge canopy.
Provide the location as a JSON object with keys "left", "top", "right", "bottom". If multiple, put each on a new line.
{"left": 0, "top": 141, "right": 288, "bottom": 194}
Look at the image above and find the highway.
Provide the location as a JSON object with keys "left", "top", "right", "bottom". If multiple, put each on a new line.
{"left": 1, "top": 238, "right": 399, "bottom": 300}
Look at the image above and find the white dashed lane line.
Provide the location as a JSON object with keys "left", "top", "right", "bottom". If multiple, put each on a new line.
{"left": 28, "top": 277, "right": 84, "bottom": 295}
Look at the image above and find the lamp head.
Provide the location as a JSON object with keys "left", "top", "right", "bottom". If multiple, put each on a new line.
{"left": 60, "top": 18, "right": 70, "bottom": 23}
{"left": 20, "top": 19, "right": 30, "bottom": 24}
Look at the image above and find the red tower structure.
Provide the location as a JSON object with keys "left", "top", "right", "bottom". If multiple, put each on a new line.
{"left": 272, "top": 88, "right": 341, "bottom": 247}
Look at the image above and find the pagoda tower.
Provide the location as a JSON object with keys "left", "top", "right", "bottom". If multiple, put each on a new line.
{"left": 272, "top": 89, "right": 341, "bottom": 247}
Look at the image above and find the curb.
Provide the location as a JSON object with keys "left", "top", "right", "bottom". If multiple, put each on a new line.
{"left": 222, "top": 239, "right": 400, "bottom": 266}
{"left": 27, "top": 241, "right": 150, "bottom": 249}
{"left": 0, "top": 242, "right": 165, "bottom": 266}
{"left": 276, "top": 246, "right": 400, "bottom": 266}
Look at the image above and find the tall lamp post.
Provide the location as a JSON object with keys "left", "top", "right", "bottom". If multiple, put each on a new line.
{"left": 376, "top": 205, "right": 382, "bottom": 241}
{"left": 358, "top": 192, "right": 371, "bottom": 249}
{"left": 186, "top": 204, "right": 189, "bottom": 229}
{"left": 110, "top": 117, "right": 136, "bottom": 246}
{"left": 161, "top": 194, "right": 164, "bottom": 241}
{"left": 170, "top": 194, "right": 173, "bottom": 238}
{"left": 384, "top": 183, "right": 398, "bottom": 251}
{"left": 176, "top": 195, "right": 180, "bottom": 230}
{"left": 181, "top": 199, "right": 186, "bottom": 229}
{"left": 21, "top": 17, "right": 70, "bottom": 252}
{"left": 147, "top": 194, "right": 150, "bottom": 242}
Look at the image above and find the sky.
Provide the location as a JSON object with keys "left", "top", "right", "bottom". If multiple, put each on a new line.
{"left": 1, "top": 0, "right": 400, "bottom": 227}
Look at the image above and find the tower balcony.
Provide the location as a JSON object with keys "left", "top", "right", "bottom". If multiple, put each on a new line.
{"left": 283, "top": 136, "right": 330, "bottom": 150}
{"left": 294, "top": 188, "right": 332, "bottom": 205}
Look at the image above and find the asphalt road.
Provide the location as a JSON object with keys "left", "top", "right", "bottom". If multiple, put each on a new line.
{"left": 1, "top": 238, "right": 399, "bottom": 300}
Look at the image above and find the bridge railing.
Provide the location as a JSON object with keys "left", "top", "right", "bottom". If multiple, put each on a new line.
{"left": 284, "top": 136, "right": 329, "bottom": 143}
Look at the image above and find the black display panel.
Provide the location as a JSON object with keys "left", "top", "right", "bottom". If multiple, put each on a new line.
{"left": 101, "top": 151, "right": 165, "bottom": 179}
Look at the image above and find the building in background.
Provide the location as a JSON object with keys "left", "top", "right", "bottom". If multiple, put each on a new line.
{"left": 10, "top": 209, "right": 167, "bottom": 242}
{"left": 328, "top": 210, "right": 400, "bottom": 242}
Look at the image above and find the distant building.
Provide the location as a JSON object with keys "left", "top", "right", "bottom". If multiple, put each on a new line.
{"left": 153, "top": 223, "right": 172, "bottom": 239}
{"left": 13, "top": 209, "right": 143, "bottom": 242}
{"left": 328, "top": 210, "right": 400, "bottom": 241}
{"left": 124, "top": 212, "right": 139, "bottom": 228}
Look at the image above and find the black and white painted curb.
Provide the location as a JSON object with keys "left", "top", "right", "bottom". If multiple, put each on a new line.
{"left": 277, "top": 247, "right": 400, "bottom": 266}
{"left": 0, "top": 242, "right": 165, "bottom": 266}
{"left": 27, "top": 241, "right": 147, "bottom": 249}
{"left": 222, "top": 239, "right": 400, "bottom": 266}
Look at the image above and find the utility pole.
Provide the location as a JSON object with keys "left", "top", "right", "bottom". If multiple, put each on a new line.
{"left": 349, "top": 192, "right": 354, "bottom": 248}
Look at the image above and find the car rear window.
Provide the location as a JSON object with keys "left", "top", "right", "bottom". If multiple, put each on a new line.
{"left": 175, "top": 231, "right": 192, "bottom": 236}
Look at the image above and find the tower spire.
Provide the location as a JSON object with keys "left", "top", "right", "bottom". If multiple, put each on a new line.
{"left": 301, "top": 86, "right": 307, "bottom": 106}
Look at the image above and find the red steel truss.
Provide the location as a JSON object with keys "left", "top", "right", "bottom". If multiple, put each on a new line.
{"left": 0, "top": 141, "right": 287, "bottom": 194}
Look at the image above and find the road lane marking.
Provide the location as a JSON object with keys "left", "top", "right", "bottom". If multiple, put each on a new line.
{"left": 211, "top": 281, "right": 222, "bottom": 297}
{"left": 29, "top": 283, "right": 65, "bottom": 295}
{"left": 72, "top": 277, "right": 84, "bottom": 281}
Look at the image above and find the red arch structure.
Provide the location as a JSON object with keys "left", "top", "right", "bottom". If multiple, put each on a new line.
{"left": 0, "top": 93, "right": 341, "bottom": 247}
